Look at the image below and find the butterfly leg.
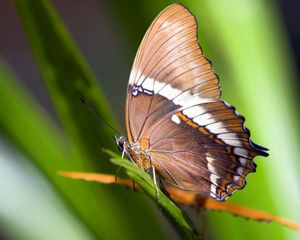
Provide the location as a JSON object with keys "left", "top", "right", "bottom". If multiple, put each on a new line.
{"left": 122, "top": 147, "right": 126, "bottom": 158}
{"left": 152, "top": 165, "right": 160, "bottom": 199}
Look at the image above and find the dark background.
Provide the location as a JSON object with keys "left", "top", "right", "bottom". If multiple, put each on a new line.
{"left": 278, "top": 0, "right": 300, "bottom": 87}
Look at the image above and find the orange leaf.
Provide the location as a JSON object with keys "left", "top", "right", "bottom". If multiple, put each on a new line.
{"left": 59, "top": 171, "right": 300, "bottom": 231}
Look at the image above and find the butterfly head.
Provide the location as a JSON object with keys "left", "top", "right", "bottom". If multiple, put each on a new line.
{"left": 114, "top": 135, "right": 127, "bottom": 152}
{"left": 114, "top": 135, "right": 152, "bottom": 171}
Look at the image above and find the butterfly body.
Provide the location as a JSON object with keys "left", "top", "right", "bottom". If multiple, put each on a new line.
{"left": 116, "top": 136, "right": 151, "bottom": 171}
{"left": 120, "top": 3, "right": 268, "bottom": 202}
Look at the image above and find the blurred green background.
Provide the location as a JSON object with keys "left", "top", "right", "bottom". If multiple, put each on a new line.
{"left": 0, "top": 0, "right": 299, "bottom": 239}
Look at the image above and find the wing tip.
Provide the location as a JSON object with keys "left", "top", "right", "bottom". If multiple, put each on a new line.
{"left": 250, "top": 139, "right": 269, "bottom": 157}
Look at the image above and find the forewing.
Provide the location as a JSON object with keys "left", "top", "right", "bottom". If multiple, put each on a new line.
{"left": 125, "top": 3, "right": 220, "bottom": 142}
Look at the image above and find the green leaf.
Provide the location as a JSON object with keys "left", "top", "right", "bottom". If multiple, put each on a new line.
{"left": 105, "top": 149, "right": 196, "bottom": 240}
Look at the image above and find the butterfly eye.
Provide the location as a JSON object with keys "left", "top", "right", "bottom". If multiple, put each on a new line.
{"left": 115, "top": 136, "right": 125, "bottom": 152}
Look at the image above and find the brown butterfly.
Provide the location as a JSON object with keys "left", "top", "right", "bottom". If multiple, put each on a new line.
{"left": 116, "top": 3, "right": 268, "bottom": 201}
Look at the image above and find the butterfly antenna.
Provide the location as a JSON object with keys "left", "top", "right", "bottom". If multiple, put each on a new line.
{"left": 79, "top": 96, "right": 121, "bottom": 136}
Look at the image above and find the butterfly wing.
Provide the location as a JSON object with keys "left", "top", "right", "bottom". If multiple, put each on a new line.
{"left": 126, "top": 3, "right": 220, "bottom": 142}
{"left": 125, "top": 3, "right": 268, "bottom": 201}
{"left": 148, "top": 101, "right": 268, "bottom": 201}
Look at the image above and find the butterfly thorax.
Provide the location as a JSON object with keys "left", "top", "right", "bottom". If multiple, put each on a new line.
{"left": 116, "top": 136, "right": 151, "bottom": 171}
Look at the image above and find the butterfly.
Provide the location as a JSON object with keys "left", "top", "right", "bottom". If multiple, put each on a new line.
{"left": 116, "top": 3, "right": 268, "bottom": 201}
